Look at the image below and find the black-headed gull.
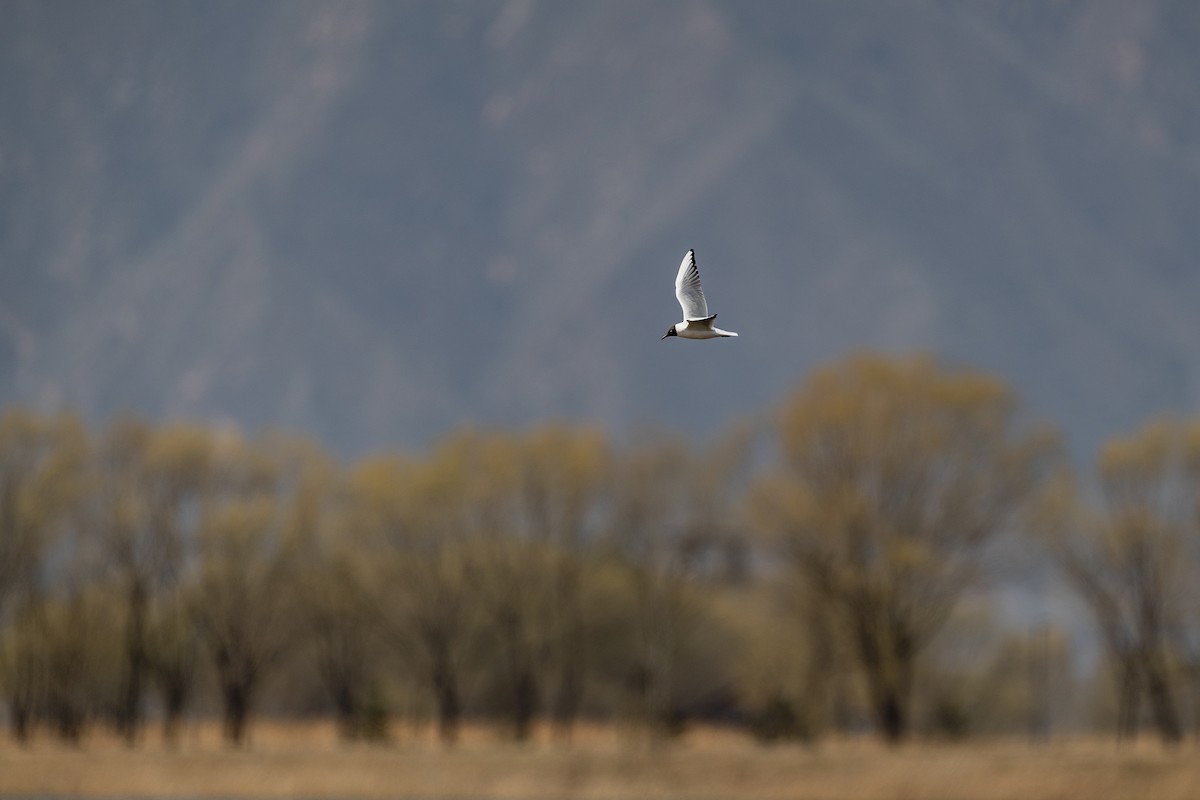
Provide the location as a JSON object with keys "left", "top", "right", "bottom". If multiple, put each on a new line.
{"left": 662, "top": 249, "right": 739, "bottom": 340}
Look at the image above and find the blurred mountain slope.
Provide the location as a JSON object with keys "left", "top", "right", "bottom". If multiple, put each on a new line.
{"left": 2, "top": 1, "right": 1198, "bottom": 456}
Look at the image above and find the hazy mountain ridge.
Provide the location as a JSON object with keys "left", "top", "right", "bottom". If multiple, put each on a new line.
{"left": 2, "top": 1, "right": 1198, "bottom": 457}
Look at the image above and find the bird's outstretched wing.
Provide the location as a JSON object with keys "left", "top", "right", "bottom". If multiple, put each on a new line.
{"left": 674, "top": 249, "right": 709, "bottom": 320}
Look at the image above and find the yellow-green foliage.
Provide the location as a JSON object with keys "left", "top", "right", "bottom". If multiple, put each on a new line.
{"left": 2, "top": 353, "right": 1200, "bottom": 748}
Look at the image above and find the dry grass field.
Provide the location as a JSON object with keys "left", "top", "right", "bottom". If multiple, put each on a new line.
{"left": 1, "top": 720, "right": 1198, "bottom": 800}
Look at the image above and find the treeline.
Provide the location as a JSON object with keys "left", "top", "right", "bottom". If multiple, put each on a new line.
{"left": 1, "top": 353, "right": 1199, "bottom": 747}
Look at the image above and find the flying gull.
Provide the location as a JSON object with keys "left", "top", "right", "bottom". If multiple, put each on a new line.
{"left": 662, "top": 249, "right": 739, "bottom": 340}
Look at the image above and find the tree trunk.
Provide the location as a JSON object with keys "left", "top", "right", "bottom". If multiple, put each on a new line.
{"left": 497, "top": 606, "right": 539, "bottom": 742}
{"left": 550, "top": 562, "right": 585, "bottom": 739}
{"left": 10, "top": 700, "right": 33, "bottom": 745}
{"left": 318, "top": 635, "right": 359, "bottom": 738}
{"left": 551, "top": 642, "right": 584, "bottom": 739}
{"left": 431, "top": 649, "right": 460, "bottom": 745}
{"left": 162, "top": 685, "right": 186, "bottom": 746}
{"left": 1114, "top": 657, "right": 1140, "bottom": 743}
{"left": 334, "top": 686, "right": 358, "bottom": 739}
{"left": 1143, "top": 653, "right": 1182, "bottom": 744}
{"left": 156, "top": 652, "right": 194, "bottom": 746}
{"left": 118, "top": 581, "right": 148, "bottom": 745}
{"left": 214, "top": 647, "right": 254, "bottom": 747}
{"left": 852, "top": 609, "right": 912, "bottom": 744}
{"left": 512, "top": 668, "right": 538, "bottom": 741}
{"left": 51, "top": 698, "right": 85, "bottom": 744}
{"left": 876, "top": 690, "right": 906, "bottom": 744}
{"left": 221, "top": 679, "right": 251, "bottom": 746}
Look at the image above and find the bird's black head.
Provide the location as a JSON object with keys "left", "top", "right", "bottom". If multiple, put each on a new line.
{"left": 662, "top": 327, "right": 678, "bottom": 339}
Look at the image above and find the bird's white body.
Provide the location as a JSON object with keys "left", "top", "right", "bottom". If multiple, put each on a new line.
{"left": 670, "top": 318, "right": 738, "bottom": 339}
{"left": 662, "top": 249, "right": 738, "bottom": 340}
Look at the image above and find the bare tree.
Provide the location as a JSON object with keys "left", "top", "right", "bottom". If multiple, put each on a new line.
{"left": 606, "top": 431, "right": 747, "bottom": 735}
{"left": 1039, "top": 416, "right": 1200, "bottom": 743}
{"left": 95, "top": 417, "right": 213, "bottom": 744}
{"left": 94, "top": 416, "right": 156, "bottom": 744}
{"left": 471, "top": 530, "right": 554, "bottom": 740}
{"left": 0, "top": 591, "right": 53, "bottom": 744}
{"left": 308, "top": 551, "right": 383, "bottom": 739}
{"left": 0, "top": 411, "right": 90, "bottom": 742}
{"left": 751, "top": 354, "right": 1055, "bottom": 743}
{"left": 145, "top": 588, "right": 201, "bottom": 745}
{"left": 283, "top": 439, "right": 388, "bottom": 740}
{"left": 142, "top": 422, "right": 213, "bottom": 743}
{"left": 458, "top": 426, "right": 612, "bottom": 740}
{"left": 191, "top": 432, "right": 294, "bottom": 746}
{"left": 39, "top": 588, "right": 121, "bottom": 743}
{"left": 348, "top": 445, "right": 476, "bottom": 745}
{"left": 433, "top": 432, "right": 544, "bottom": 741}
{"left": 510, "top": 424, "right": 609, "bottom": 738}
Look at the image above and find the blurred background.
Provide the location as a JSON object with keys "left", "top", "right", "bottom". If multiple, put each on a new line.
{"left": 4, "top": 0, "right": 1199, "bottom": 458}
{"left": 3, "top": 0, "right": 1200, "bottom": 767}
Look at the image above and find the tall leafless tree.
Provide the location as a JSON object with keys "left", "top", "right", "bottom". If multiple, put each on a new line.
{"left": 1040, "top": 417, "right": 1200, "bottom": 743}
{"left": 349, "top": 445, "right": 477, "bottom": 745}
{"left": 191, "top": 432, "right": 295, "bottom": 746}
{"left": 752, "top": 354, "right": 1056, "bottom": 743}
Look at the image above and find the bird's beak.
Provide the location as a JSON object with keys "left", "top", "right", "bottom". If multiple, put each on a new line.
{"left": 661, "top": 332, "right": 670, "bottom": 340}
